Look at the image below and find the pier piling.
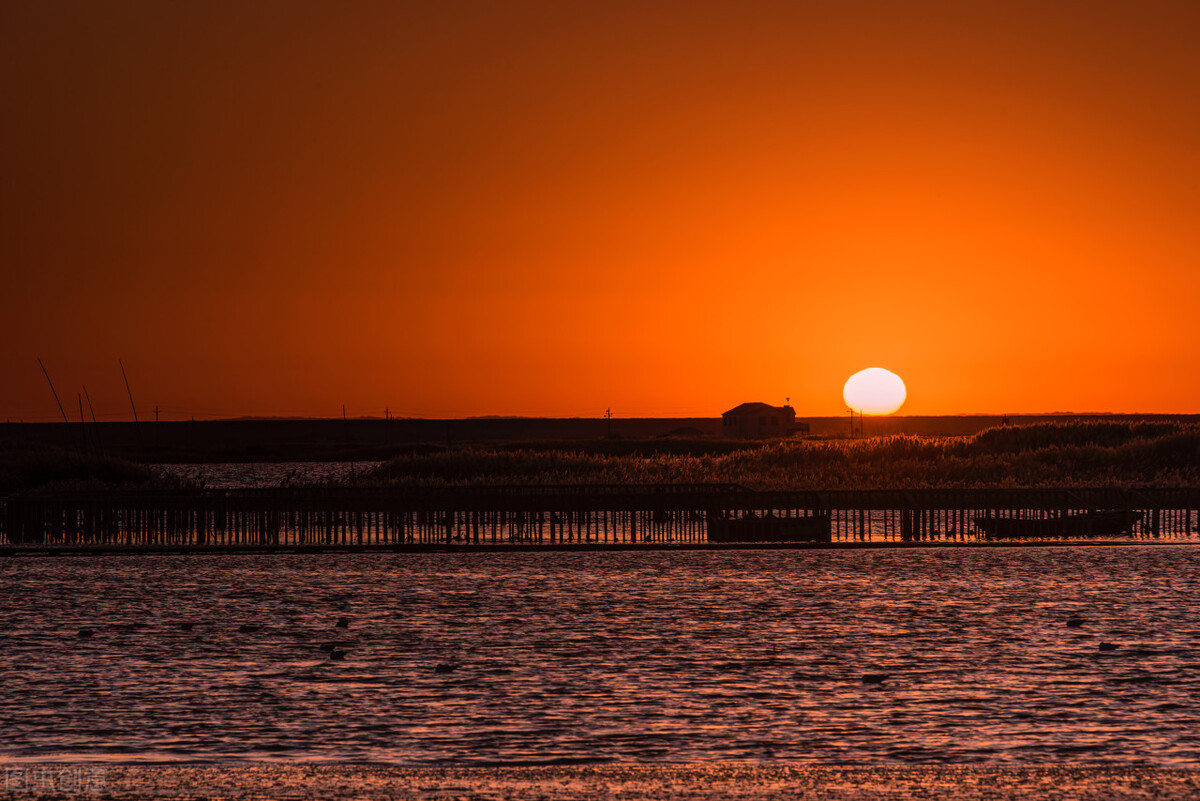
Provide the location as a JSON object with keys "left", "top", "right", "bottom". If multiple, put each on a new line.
{"left": 1, "top": 485, "right": 1196, "bottom": 548}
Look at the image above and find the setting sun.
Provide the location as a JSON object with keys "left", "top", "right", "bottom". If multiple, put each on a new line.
{"left": 843, "top": 368, "right": 907, "bottom": 415}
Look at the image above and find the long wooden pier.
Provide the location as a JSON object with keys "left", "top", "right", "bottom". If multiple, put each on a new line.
{"left": 3, "top": 485, "right": 1199, "bottom": 548}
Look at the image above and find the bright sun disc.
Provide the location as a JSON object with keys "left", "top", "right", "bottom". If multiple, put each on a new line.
{"left": 843, "top": 368, "right": 907, "bottom": 415}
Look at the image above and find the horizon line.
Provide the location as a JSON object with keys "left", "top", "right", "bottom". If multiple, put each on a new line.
{"left": 6, "top": 411, "right": 1200, "bottom": 424}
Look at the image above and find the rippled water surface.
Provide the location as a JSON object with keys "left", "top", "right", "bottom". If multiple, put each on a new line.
{"left": 2, "top": 547, "right": 1199, "bottom": 765}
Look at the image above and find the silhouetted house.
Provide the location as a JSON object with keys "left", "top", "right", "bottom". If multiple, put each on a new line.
{"left": 721, "top": 402, "right": 808, "bottom": 438}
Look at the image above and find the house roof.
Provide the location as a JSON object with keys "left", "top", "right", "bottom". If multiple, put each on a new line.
{"left": 723, "top": 402, "right": 784, "bottom": 416}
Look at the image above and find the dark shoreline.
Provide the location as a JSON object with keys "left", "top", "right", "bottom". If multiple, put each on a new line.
{"left": 8, "top": 413, "right": 1198, "bottom": 463}
{"left": 3, "top": 538, "right": 1196, "bottom": 558}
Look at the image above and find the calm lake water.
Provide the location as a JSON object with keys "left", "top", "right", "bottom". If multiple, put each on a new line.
{"left": 159, "top": 461, "right": 382, "bottom": 489}
{"left": 2, "top": 547, "right": 1198, "bottom": 766}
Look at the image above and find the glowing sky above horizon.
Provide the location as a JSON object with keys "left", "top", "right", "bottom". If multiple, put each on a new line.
{"left": 3, "top": 1, "right": 1200, "bottom": 421}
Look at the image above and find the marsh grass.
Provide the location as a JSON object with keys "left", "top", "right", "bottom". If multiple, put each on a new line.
{"left": 367, "top": 421, "right": 1200, "bottom": 489}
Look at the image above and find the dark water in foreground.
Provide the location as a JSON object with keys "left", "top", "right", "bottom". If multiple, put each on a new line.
{"left": 10, "top": 764, "right": 1200, "bottom": 801}
{"left": 1, "top": 547, "right": 1198, "bottom": 766}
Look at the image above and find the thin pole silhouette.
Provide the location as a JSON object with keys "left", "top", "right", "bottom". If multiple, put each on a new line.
{"left": 37, "top": 358, "right": 70, "bottom": 424}
{"left": 77, "top": 392, "right": 90, "bottom": 453}
{"left": 119, "top": 359, "right": 139, "bottom": 423}
{"left": 82, "top": 385, "right": 98, "bottom": 424}
{"left": 82, "top": 385, "right": 102, "bottom": 454}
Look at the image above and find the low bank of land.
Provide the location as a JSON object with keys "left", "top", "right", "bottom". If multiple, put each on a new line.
{"left": 3, "top": 420, "right": 1199, "bottom": 492}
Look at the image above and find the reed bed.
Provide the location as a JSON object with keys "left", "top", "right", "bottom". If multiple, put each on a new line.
{"left": 367, "top": 421, "right": 1200, "bottom": 490}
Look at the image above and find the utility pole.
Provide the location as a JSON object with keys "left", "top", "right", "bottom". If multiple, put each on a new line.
{"left": 154, "top": 405, "right": 160, "bottom": 423}
{"left": 605, "top": 407, "right": 613, "bottom": 439}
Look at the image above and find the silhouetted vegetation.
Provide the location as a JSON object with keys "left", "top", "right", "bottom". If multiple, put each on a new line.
{"left": 367, "top": 421, "right": 1200, "bottom": 489}
{"left": 0, "top": 447, "right": 181, "bottom": 493}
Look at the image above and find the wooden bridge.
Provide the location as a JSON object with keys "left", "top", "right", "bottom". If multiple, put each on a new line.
{"left": 3, "top": 485, "right": 1198, "bottom": 549}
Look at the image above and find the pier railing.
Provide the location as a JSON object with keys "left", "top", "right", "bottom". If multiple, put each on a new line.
{"left": 2, "top": 485, "right": 1198, "bottom": 548}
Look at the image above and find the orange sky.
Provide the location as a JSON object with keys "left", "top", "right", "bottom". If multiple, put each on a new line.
{"left": 3, "top": 1, "right": 1199, "bottom": 420}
